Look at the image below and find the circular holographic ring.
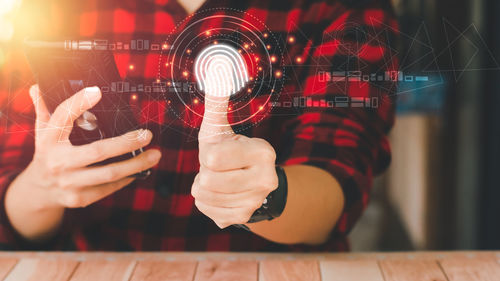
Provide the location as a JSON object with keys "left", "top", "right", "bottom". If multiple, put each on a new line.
{"left": 158, "top": 8, "right": 285, "bottom": 134}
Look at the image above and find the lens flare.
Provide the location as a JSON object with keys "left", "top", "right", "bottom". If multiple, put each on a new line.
{"left": 194, "top": 44, "right": 249, "bottom": 98}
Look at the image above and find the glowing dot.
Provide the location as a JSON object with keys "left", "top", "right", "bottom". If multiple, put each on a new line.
{"left": 254, "top": 56, "right": 260, "bottom": 62}
{"left": 296, "top": 57, "right": 303, "bottom": 63}
{"left": 168, "top": 100, "right": 172, "bottom": 104}
{"left": 193, "top": 98, "right": 199, "bottom": 104}
{"left": 259, "top": 105, "right": 264, "bottom": 111}
{"left": 270, "top": 56, "right": 277, "bottom": 63}
{"left": 183, "top": 71, "right": 189, "bottom": 77}
{"left": 263, "top": 33, "right": 269, "bottom": 38}
{"left": 249, "top": 76, "right": 254, "bottom": 81}
{"left": 131, "top": 94, "right": 138, "bottom": 101}
{"left": 288, "top": 36, "right": 295, "bottom": 43}
{"left": 205, "top": 30, "right": 211, "bottom": 36}
{"left": 244, "top": 43, "right": 249, "bottom": 49}
{"left": 247, "top": 88, "right": 252, "bottom": 93}
{"left": 238, "top": 49, "right": 242, "bottom": 53}
{"left": 213, "top": 41, "right": 218, "bottom": 44}
{"left": 228, "top": 107, "right": 232, "bottom": 111}
{"left": 275, "top": 71, "right": 282, "bottom": 78}
{"left": 165, "top": 62, "right": 169, "bottom": 67}
{"left": 167, "top": 81, "right": 172, "bottom": 86}
{"left": 129, "top": 64, "right": 134, "bottom": 70}
{"left": 258, "top": 66, "right": 263, "bottom": 71}
{"left": 266, "top": 44, "right": 271, "bottom": 50}
{"left": 162, "top": 44, "right": 169, "bottom": 49}
{"left": 156, "top": 78, "right": 161, "bottom": 83}
{"left": 186, "top": 49, "right": 192, "bottom": 54}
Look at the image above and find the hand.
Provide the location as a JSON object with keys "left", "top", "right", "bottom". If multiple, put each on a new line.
{"left": 17, "top": 85, "right": 162, "bottom": 209}
{"left": 192, "top": 95, "right": 278, "bottom": 228}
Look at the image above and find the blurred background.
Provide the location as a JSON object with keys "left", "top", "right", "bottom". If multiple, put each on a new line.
{"left": 1, "top": 0, "right": 499, "bottom": 251}
{"left": 350, "top": 0, "right": 500, "bottom": 251}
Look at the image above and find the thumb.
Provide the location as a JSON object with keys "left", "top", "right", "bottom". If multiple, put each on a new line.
{"left": 199, "top": 94, "right": 234, "bottom": 144}
{"left": 198, "top": 65, "right": 236, "bottom": 143}
{"left": 29, "top": 84, "right": 51, "bottom": 130}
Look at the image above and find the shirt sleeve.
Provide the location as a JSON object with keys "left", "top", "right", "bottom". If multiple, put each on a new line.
{"left": 278, "top": 0, "right": 399, "bottom": 244}
{"left": 0, "top": 102, "right": 37, "bottom": 249}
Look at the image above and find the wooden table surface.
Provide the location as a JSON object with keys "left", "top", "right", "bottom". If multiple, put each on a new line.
{"left": 0, "top": 251, "right": 499, "bottom": 281}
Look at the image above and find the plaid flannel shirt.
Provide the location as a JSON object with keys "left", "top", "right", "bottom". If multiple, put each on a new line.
{"left": 0, "top": 0, "right": 398, "bottom": 251}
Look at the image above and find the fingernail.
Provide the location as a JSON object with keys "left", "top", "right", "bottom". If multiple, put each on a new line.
{"left": 148, "top": 150, "right": 161, "bottom": 161}
{"left": 140, "top": 129, "right": 153, "bottom": 141}
{"left": 84, "top": 86, "right": 101, "bottom": 102}
{"left": 29, "top": 85, "right": 39, "bottom": 99}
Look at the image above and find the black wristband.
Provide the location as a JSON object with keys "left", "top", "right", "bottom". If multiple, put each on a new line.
{"left": 234, "top": 166, "right": 288, "bottom": 230}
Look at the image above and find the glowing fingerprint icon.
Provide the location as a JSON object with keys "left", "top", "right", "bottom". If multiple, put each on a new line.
{"left": 194, "top": 44, "right": 249, "bottom": 97}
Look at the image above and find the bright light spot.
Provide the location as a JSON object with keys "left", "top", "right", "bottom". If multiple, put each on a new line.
{"left": 131, "top": 94, "right": 138, "bottom": 101}
{"left": 288, "top": 36, "right": 295, "bottom": 43}
{"left": 275, "top": 71, "right": 282, "bottom": 78}
{"left": 183, "top": 71, "right": 189, "bottom": 77}
{"left": 296, "top": 57, "right": 302, "bottom": 63}
{"left": 247, "top": 88, "right": 252, "bottom": 93}
{"left": 162, "top": 43, "right": 169, "bottom": 49}
{"left": 228, "top": 107, "right": 232, "bottom": 111}
{"left": 270, "top": 56, "right": 277, "bottom": 63}
{"left": 266, "top": 44, "right": 271, "bottom": 50}
{"left": 244, "top": 43, "right": 249, "bottom": 49}
{"left": 213, "top": 41, "right": 218, "bottom": 45}
{"left": 129, "top": 64, "right": 134, "bottom": 70}
{"left": 259, "top": 105, "right": 264, "bottom": 111}
{"left": 193, "top": 98, "right": 199, "bottom": 104}
{"left": 167, "top": 81, "right": 172, "bottom": 86}
{"left": 156, "top": 78, "right": 161, "bottom": 83}
{"left": 254, "top": 56, "right": 259, "bottom": 62}
{"left": 186, "top": 49, "right": 192, "bottom": 54}
{"left": 258, "top": 66, "right": 263, "bottom": 71}
{"left": 165, "top": 62, "right": 169, "bottom": 67}
{"left": 0, "top": 0, "right": 22, "bottom": 16}
{"left": 205, "top": 30, "right": 211, "bottom": 36}
{"left": 263, "top": 33, "right": 268, "bottom": 38}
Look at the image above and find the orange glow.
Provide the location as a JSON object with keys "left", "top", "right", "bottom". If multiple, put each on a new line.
{"left": 288, "top": 36, "right": 295, "bottom": 43}
{"left": 254, "top": 56, "right": 260, "bottom": 62}
{"left": 213, "top": 41, "right": 218, "bottom": 44}
{"left": 205, "top": 30, "right": 211, "bottom": 36}
{"left": 162, "top": 43, "right": 169, "bottom": 49}
{"left": 270, "top": 56, "right": 277, "bottom": 63}
{"left": 275, "top": 71, "right": 282, "bottom": 78}
{"left": 182, "top": 71, "right": 189, "bottom": 77}
{"left": 263, "top": 33, "right": 268, "bottom": 38}
{"left": 131, "top": 94, "right": 138, "bottom": 101}
{"left": 129, "top": 64, "right": 134, "bottom": 70}
{"left": 186, "top": 49, "right": 192, "bottom": 54}
{"left": 259, "top": 105, "right": 264, "bottom": 111}
{"left": 296, "top": 57, "right": 302, "bottom": 63}
{"left": 266, "top": 45, "right": 271, "bottom": 50}
{"left": 244, "top": 43, "right": 249, "bottom": 49}
{"left": 193, "top": 98, "right": 199, "bottom": 104}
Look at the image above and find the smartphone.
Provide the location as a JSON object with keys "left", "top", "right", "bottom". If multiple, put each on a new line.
{"left": 24, "top": 39, "right": 150, "bottom": 178}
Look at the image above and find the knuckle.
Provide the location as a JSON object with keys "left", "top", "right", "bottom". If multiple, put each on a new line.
{"left": 63, "top": 192, "right": 84, "bottom": 208}
{"left": 46, "top": 159, "right": 65, "bottom": 175}
{"left": 91, "top": 144, "right": 106, "bottom": 161}
{"left": 56, "top": 177, "right": 73, "bottom": 190}
{"left": 203, "top": 151, "right": 221, "bottom": 169}
{"left": 103, "top": 167, "right": 120, "bottom": 182}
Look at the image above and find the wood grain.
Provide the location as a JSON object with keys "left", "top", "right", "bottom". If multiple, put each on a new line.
{"left": 320, "top": 260, "right": 385, "bottom": 281}
{"left": 129, "top": 261, "right": 197, "bottom": 281}
{"left": 194, "top": 260, "right": 257, "bottom": 281}
{"left": 259, "top": 260, "right": 320, "bottom": 281}
{"left": 379, "top": 260, "right": 447, "bottom": 281}
{"left": 0, "top": 258, "right": 17, "bottom": 280}
{"left": 3, "top": 258, "right": 78, "bottom": 281}
{"left": 69, "top": 259, "right": 136, "bottom": 281}
{"left": 440, "top": 257, "right": 500, "bottom": 281}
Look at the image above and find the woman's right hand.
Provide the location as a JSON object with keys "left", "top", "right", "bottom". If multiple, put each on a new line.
{"left": 5, "top": 85, "right": 161, "bottom": 241}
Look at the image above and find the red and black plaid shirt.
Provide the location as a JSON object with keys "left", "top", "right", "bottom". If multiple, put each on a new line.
{"left": 0, "top": 0, "right": 398, "bottom": 251}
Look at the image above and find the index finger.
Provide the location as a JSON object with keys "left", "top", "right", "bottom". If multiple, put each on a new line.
{"left": 48, "top": 86, "right": 101, "bottom": 141}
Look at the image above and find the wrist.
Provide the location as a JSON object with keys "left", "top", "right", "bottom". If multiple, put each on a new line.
{"left": 7, "top": 165, "right": 64, "bottom": 212}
